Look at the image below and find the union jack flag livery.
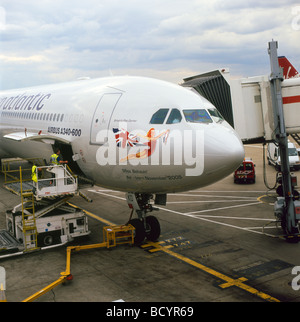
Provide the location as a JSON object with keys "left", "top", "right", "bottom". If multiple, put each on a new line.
{"left": 113, "top": 128, "right": 138, "bottom": 148}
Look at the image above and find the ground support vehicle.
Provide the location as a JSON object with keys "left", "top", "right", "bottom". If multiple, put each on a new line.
{"left": 0, "top": 160, "right": 90, "bottom": 258}
{"left": 267, "top": 141, "right": 300, "bottom": 171}
{"left": 234, "top": 158, "right": 256, "bottom": 184}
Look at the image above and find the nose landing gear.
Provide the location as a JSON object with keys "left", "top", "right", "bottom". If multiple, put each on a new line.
{"left": 126, "top": 193, "right": 163, "bottom": 244}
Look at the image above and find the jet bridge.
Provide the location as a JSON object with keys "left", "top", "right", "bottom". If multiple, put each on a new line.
{"left": 182, "top": 40, "right": 300, "bottom": 240}
{"left": 182, "top": 59, "right": 300, "bottom": 144}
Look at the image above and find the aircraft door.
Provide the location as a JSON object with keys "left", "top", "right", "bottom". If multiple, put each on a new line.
{"left": 90, "top": 93, "right": 122, "bottom": 144}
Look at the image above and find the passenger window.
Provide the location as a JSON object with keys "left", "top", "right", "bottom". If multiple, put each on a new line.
{"left": 150, "top": 109, "right": 169, "bottom": 124}
{"left": 183, "top": 109, "right": 213, "bottom": 123}
{"left": 166, "top": 109, "right": 182, "bottom": 124}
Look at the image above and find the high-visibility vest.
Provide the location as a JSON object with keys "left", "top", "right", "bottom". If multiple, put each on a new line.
{"left": 50, "top": 153, "right": 59, "bottom": 165}
{"left": 32, "top": 165, "right": 37, "bottom": 183}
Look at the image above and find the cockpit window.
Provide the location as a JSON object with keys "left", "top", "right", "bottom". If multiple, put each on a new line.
{"left": 150, "top": 108, "right": 169, "bottom": 124}
{"left": 166, "top": 109, "right": 182, "bottom": 124}
{"left": 208, "top": 108, "right": 224, "bottom": 123}
{"left": 183, "top": 109, "right": 213, "bottom": 123}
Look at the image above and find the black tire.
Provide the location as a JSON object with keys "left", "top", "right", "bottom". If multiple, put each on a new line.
{"left": 37, "top": 231, "right": 61, "bottom": 247}
{"left": 128, "top": 218, "right": 145, "bottom": 245}
{"left": 43, "top": 234, "right": 54, "bottom": 246}
{"left": 145, "top": 216, "right": 161, "bottom": 242}
{"left": 276, "top": 185, "right": 283, "bottom": 197}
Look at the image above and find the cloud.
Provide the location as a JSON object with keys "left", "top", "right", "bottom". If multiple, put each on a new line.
{"left": 0, "top": 0, "right": 299, "bottom": 89}
{"left": 0, "top": 54, "right": 47, "bottom": 64}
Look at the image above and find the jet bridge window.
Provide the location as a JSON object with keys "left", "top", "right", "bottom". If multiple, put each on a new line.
{"left": 183, "top": 109, "right": 213, "bottom": 123}
{"left": 150, "top": 108, "right": 169, "bottom": 124}
{"left": 166, "top": 109, "right": 182, "bottom": 124}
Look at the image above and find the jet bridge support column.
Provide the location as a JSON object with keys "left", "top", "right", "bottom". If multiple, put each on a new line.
{"left": 268, "top": 40, "right": 299, "bottom": 238}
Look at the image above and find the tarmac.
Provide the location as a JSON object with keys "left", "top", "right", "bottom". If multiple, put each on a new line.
{"left": 1, "top": 143, "right": 300, "bottom": 303}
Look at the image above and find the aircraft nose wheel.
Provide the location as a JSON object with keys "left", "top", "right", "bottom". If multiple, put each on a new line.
{"left": 128, "top": 218, "right": 145, "bottom": 245}
{"left": 145, "top": 215, "right": 160, "bottom": 242}
{"left": 128, "top": 215, "right": 161, "bottom": 244}
{"left": 126, "top": 193, "right": 162, "bottom": 244}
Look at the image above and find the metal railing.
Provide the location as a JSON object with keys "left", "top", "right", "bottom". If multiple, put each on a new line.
{"left": 1, "top": 158, "right": 45, "bottom": 185}
{"left": 33, "top": 164, "right": 78, "bottom": 198}
{"left": 1, "top": 158, "right": 78, "bottom": 198}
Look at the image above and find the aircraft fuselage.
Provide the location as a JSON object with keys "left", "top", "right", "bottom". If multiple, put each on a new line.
{"left": 0, "top": 76, "right": 244, "bottom": 194}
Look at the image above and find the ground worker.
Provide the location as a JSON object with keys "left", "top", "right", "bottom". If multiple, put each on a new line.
{"left": 50, "top": 149, "right": 68, "bottom": 165}
{"left": 49, "top": 149, "right": 68, "bottom": 185}
{"left": 31, "top": 164, "right": 42, "bottom": 192}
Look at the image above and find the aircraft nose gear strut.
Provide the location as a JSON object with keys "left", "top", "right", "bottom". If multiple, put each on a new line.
{"left": 126, "top": 192, "right": 163, "bottom": 244}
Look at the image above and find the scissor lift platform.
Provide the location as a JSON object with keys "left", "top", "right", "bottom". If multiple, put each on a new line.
{"left": 0, "top": 160, "right": 90, "bottom": 258}
{"left": 3, "top": 164, "right": 78, "bottom": 200}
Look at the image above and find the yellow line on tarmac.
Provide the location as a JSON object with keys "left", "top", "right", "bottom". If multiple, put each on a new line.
{"left": 69, "top": 202, "right": 280, "bottom": 302}
{"left": 142, "top": 241, "right": 280, "bottom": 303}
{"left": 67, "top": 202, "right": 114, "bottom": 226}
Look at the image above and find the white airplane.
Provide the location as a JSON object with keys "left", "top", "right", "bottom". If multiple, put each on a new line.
{"left": 0, "top": 76, "right": 244, "bottom": 243}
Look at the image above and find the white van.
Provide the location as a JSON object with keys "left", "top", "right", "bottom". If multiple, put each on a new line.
{"left": 267, "top": 141, "right": 300, "bottom": 171}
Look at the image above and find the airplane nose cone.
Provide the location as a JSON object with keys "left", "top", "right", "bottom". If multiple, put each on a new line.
{"left": 205, "top": 125, "right": 245, "bottom": 176}
{"left": 221, "top": 130, "right": 245, "bottom": 170}
{"left": 223, "top": 130, "right": 245, "bottom": 170}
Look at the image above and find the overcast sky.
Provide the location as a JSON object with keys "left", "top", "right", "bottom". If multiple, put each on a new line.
{"left": 0, "top": 0, "right": 299, "bottom": 90}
